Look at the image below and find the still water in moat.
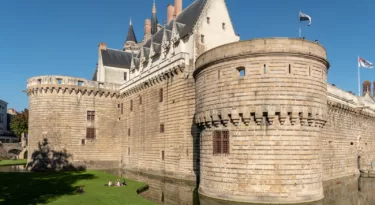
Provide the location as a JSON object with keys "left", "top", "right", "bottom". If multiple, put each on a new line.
{"left": 2, "top": 166, "right": 374, "bottom": 205}
{"left": 106, "top": 169, "right": 375, "bottom": 205}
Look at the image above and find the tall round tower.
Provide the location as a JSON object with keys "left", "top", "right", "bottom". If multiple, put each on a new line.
{"left": 194, "top": 38, "right": 330, "bottom": 204}
{"left": 27, "top": 76, "right": 122, "bottom": 169}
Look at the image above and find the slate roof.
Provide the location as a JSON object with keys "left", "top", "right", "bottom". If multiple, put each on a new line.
{"left": 151, "top": 13, "right": 158, "bottom": 35}
{"left": 101, "top": 49, "right": 132, "bottom": 69}
{"left": 126, "top": 24, "right": 137, "bottom": 43}
{"left": 175, "top": 0, "right": 208, "bottom": 37}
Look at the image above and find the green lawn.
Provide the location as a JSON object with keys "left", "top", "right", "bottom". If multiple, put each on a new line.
{"left": 0, "top": 159, "right": 27, "bottom": 166}
{"left": 0, "top": 170, "right": 157, "bottom": 205}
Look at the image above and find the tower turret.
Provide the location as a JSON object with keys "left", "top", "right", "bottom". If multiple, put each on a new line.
{"left": 123, "top": 18, "right": 138, "bottom": 52}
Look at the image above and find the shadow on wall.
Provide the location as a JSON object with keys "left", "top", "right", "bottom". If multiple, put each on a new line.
{"left": 191, "top": 116, "right": 200, "bottom": 184}
{"left": 27, "top": 138, "right": 86, "bottom": 172}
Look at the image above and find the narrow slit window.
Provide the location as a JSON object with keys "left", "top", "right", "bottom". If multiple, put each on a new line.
{"left": 128, "top": 147, "right": 130, "bottom": 155}
{"left": 309, "top": 66, "right": 311, "bottom": 76}
{"left": 218, "top": 70, "right": 220, "bottom": 80}
{"left": 289, "top": 64, "right": 291, "bottom": 74}
{"left": 162, "top": 151, "right": 165, "bottom": 160}
{"left": 121, "top": 103, "right": 123, "bottom": 114}
{"left": 207, "top": 17, "right": 210, "bottom": 24}
{"left": 128, "top": 128, "right": 131, "bottom": 136}
{"left": 159, "top": 88, "right": 163, "bottom": 103}
{"left": 222, "top": 23, "right": 226, "bottom": 30}
{"left": 130, "top": 100, "right": 133, "bottom": 111}
{"left": 264, "top": 64, "right": 267, "bottom": 74}
{"left": 139, "top": 95, "right": 142, "bottom": 105}
{"left": 201, "top": 35, "right": 205, "bottom": 44}
{"left": 160, "top": 124, "right": 165, "bottom": 133}
{"left": 124, "top": 72, "right": 127, "bottom": 81}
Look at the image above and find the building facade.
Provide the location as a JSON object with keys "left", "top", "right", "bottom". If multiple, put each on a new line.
{"left": 26, "top": 0, "right": 375, "bottom": 204}
{"left": 0, "top": 100, "right": 8, "bottom": 134}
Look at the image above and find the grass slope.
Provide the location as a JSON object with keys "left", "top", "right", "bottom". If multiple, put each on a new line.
{"left": 0, "top": 170, "right": 156, "bottom": 205}
{"left": 0, "top": 159, "right": 27, "bottom": 166}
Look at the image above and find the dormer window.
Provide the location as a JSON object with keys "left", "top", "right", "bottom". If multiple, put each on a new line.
{"left": 201, "top": 35, "right": 205, "bottom": 44}
{"left": 222, "top": 23, "right": 226, "bottom": 30}
{"left": 207, "top": 17, "right": 210, "bottom": 24}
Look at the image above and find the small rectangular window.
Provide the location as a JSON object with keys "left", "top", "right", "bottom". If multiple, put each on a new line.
{"left": 130, "top": 100, "right": 133, "bottom": 111}
{"left": 124, "top": 72, "right": 127, "bottom": 81}
{"left": 128, "top": 128, "right": 131, "bottom": 136}
{"left": 237, "top": 67, "right": 245, "bottom": 77}
{"left": 222, "top": 23, "right": 226, "bottom": 30}
{"left": 81, "top": 139, "right": 86, "bottom": 145}
{"left": 160, "top": 124, "right": 165, "bottom": 133}
{"left": 117, "top": 104, "right": 120, "bottom": 109}
{"left": 57, "top": 78, "right": 62, "bottom": 84}
{"left": 201, "top": 35, "right": 205, "bottom": 44}
{"left": 159, "top": 88, "right": 163, "bottom": 103}
{"left": 78, "top": 81, "right": 83, "bottom": 86}
{"left": 86, "top": 128, "right": 96, "bottom": 139}
{"left": 87, "top": 111, "right": 95, "bottom": 121}
{"left": 207, "top": 17, "right": 210, "bottom": 24}
{"left": 37, "top": 79, "right": 42, "bottom": 84}
{"left": 213, "top": 130, "right": 230, "bottom": 155}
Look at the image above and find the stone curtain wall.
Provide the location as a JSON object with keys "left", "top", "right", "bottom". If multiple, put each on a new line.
{"left": 194, "top": 39, "right": 330, "bottom": 204}
{"left": 27, "top": 76, "right": 122, "bottom": 169}
{"left": 322, "top": 101, "right": 375, "bottom": 180}
{"left": 120, "top": 66, "right": 199, "bottom": 181}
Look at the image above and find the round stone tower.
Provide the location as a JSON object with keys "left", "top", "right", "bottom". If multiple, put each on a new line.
{"left": 27, "top": 76, "right": 122, "bottom": 169}
{"left": 194, "top": 38, "right": 330, "bottom": 204}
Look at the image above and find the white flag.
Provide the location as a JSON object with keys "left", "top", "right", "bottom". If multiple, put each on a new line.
{"left": 299, "top": 11, "right": 312, "bottom": 26}
{"left": 359, "top": 57, "right": 374, "bottom": 69}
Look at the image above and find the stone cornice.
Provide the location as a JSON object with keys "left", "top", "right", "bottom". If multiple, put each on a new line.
{"left": 196, "top": 106, "right": 326, "bottom": 129}
{"left": 327, "top": 100, "right": 375, "bottom": 118}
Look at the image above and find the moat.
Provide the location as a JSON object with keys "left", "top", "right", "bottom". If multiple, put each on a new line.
{"left": 106, "top": 169, "right": 375, "bottom": 205}
{"left": 1, "top": 166, "right": 375, "bottom": 204}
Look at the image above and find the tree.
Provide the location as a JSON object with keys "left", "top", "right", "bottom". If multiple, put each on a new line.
{"left": 10, "top": 109, "right": 28, "bottom": 138}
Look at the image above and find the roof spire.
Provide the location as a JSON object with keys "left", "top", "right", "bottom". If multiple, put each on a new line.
{"left": 152, "top": 0, "right": 157, "bottom": 14}
{"left": 125, "top": 18, "right": 137, "bottom": 43}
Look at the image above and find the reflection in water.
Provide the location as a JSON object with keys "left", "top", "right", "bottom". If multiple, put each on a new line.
{"left": 106, "top": 169, "right": 375, "bottom": 205}
{"left": 0, "top": 165, "right": 26, "bottom": 172}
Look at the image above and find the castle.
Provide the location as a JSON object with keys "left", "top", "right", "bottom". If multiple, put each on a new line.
{"left": 26, "top": 0, "right": 375, "bottom": 204}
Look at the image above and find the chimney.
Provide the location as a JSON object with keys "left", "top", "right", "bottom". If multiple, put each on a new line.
{"left": 144, "top": 19, "right": 151, "bottom": 37}
{"left": 362, "top": 80, "right": 371, "bottom": 96}
{"left": 174, "top": 0, "right": 182, "bottom": 17}
{"left": 98, "top": 42, "right": 107, "bottom": 56}
{"left": 167, "top": 4, "right": 175, "bottom": 24}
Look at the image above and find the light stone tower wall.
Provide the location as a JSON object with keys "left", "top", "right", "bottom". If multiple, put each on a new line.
{"left": 27, "top": 76, "right": 122, "bottom": 169}
{"left": 194, "top": 38, "right": 330, "bottom": 204}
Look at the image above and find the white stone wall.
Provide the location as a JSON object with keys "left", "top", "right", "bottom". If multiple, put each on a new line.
{"left": 104, "top": 66, "right": 130, "bottom": 84}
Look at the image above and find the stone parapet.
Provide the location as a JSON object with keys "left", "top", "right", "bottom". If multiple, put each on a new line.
{"left": 27, "top": 76, "right": 120, "bottom": 97}
{"left": 195, "top": 38, "right": 328, "bottom": 76}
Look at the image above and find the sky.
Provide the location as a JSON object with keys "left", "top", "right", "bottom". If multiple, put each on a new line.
{"left": 0, "top": 0, "right": 374, "bottom": 111}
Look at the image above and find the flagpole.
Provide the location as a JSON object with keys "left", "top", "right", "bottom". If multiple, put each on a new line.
{"left": 299, "top": 11, "right": 301, "bottom": 38}
{"left": 358, "top": 56, "right": 361, "bottom": 96}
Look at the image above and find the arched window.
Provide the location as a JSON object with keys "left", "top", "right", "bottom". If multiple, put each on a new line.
{"left": 236, "top": 67, "right": 245, "bottom": 77}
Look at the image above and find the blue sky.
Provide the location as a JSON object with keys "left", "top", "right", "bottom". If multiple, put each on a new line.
{"left": 1, "top": 0, "right": 374, "bottom": 111}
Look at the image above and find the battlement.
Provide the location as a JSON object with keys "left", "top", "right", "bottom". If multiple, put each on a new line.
{"left": 195, "top": 38, "right": 328, "bottom": 76}
{"left": 27, "top": 76, "right": 120, "bottom": 91}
